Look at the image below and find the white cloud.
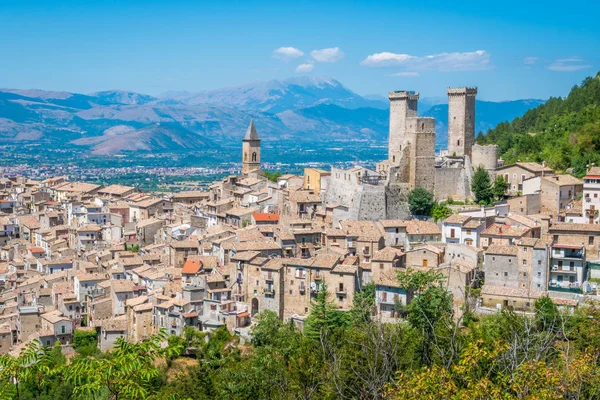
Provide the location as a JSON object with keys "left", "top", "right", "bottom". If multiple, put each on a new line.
{"left": 390, "top": 72, "right": 420, "bottom": 77}
{"left": 548, "top": 57, "right": 591, "bottom": 72}
{"left": 273, "top": 47, "right": 304, "bottom": 61}
{"left": 310, "top": 47, "right": 344, "bottom": 63}
{"left": 361, "top": 52, "right": 415, "bottom": 67}
{"left": 295, "top": 63, "right": 314, "bottom": 73}
{"left": 361, "top": 50, "right": 492, "bottom": 71}
{"left": 524, "top": 56, "right": 538, "bottom": 65}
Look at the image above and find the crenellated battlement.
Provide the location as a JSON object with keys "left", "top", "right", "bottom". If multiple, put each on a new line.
{"left": 388, "top": 90, "right": 420, "bottom": 101}
{"left": 447, "top": 87, "right": 478, "bottom": 96}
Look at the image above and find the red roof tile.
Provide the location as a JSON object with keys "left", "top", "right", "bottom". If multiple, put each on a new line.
{"left": 252, "top": 213, "right": 279, "bottom": 222}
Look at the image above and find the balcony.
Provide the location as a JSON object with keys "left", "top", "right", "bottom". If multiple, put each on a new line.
{"left": 548, "top": 283, "right": 581, "bottom": 293}
{"left": 550, "top": 266, "right": 577, "bottom": 273}
{"left": 265, "top": 275, "right": 274, "bottom": 282}
{"left": 553, "top": 251, "right": 584, "bottom": 260}
{"left": 336, "top": 287, "right": 347, "bottom": 296}
{"left": 314, "top": 275, "right": 322, "bottom": 281}
{"left": 299, "top": 285, "right": 306, "bottom": 294}
{"left": 586, "top": 209, "right": 598, "bottom": 216}
{"left": 264, "top": 288, "right": 275, "bottom": 296}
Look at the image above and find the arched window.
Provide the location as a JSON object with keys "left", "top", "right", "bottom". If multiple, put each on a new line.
{"left": 244, "top": 152, "right": 248, "bottom": 161}
{"left": 252, "top": 152, "right": 257, "bottom": 162}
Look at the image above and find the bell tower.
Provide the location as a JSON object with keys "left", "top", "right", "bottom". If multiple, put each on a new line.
{"left": 242, "top": 119, "right": 261, "bottom": 174}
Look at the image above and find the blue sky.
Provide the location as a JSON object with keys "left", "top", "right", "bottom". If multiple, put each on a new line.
{"left": 0, "top": 0, "right": 598, "bottom": 101}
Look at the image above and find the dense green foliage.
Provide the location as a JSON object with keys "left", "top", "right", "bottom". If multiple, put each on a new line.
{"left": 72, "top": 329, "right": 99, "bottom": 357}
{"left": 477, "top": 72, "right": 600, "bottom": 177}
{"left": 408, "top": 187, "right": 434, "bottom": 216}
{"left": 491, "top": 174, "right": 508, "bottom": 200}
{"left": 471, "top": 166, "right": 493, "bottom": 204}
{"left": 263, "top": 171, "right": 283, "bottom": 182}
{"left": 5, "top": 278, "right": 600, "bottom": 399}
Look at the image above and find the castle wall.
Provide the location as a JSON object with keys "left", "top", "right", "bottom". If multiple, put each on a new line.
{"left": 356, "top": 184, "right": 388, "bottom": 221}
{"left": 472, "top": 144, "right": 498, "bottom": 172}
{"left": 385, "top": 183, "right": 412, "bottom": 219}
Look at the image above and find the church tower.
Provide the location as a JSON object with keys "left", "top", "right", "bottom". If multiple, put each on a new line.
{"left": 242, "top": 119, "right": 261, "bottom": 174}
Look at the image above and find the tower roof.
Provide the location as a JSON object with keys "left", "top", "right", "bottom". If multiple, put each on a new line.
{"left": 244, "top": 119, "right": 260, "bottom": 141}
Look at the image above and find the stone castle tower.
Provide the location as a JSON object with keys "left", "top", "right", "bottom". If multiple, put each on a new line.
{"left": 388, "top": 91, "right": 419, "bottom": 163}
{"left": 242, "top": 119, "right": 261, "bottom": 174}
{"left": 447, "top": 87, "right": 477, "bottom": 158}
{"left": 383, "top": 90, "right": 435, "bottom": 193}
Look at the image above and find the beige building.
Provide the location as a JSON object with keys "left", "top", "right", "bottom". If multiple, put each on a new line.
{"left": 303, "top": 168, "right": 331, "bottom": 192}
{"left": 495, "top": 162, "right": 553, "bottom": 195}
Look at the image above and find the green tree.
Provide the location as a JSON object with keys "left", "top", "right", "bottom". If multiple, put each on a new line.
{"left": 491, "top": 174, "right": 508, "bottom": 200}
{"left": 305, "top": 283, "right": 349, "bottom": 340}
{"left": 471, "top": 166, "right": 493, "bottom": 204}
{"left": 408, "top": 187, "right": 434, "bottom": 216}
{"left": 72, "top": 328, "right": 99, "bottom": 357}
{"left": 263, "top": 171, "right": 282, "bottom": 182}
{"left": 431, "top": 203, "right": 453, "bottom": 222}
{"left": 66, "top": 330, "right": 180, "bottom": 400}
{"left": 349, "top": 282, "right": 376, "bottom": 324}
{"left": 397, "top": 268, "right": 454, "bottom": 364}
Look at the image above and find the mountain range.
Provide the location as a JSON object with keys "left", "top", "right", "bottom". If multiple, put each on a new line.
{"left": 0, "top": 77, "right": 544, "bottom": 155}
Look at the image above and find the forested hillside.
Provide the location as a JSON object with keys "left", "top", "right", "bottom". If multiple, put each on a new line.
{"left": 3, "top": 271, "right": 600, "bottom": 399}
{"left": 477, "top": 72, "right": 600, "bottom": 177}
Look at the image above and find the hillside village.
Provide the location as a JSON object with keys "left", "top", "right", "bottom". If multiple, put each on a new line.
{"left": 0, "top": 87, "right": 597, "bottom": 356}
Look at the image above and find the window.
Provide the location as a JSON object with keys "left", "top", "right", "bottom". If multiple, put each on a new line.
{"left": 395, "top": 228, "right": 399, "bottom": 233}
{"left": 252, "top": 152, "right": 257, "bottom": 162}
{"left": 538, "top": 272, "right": 541, "bottom": 277}
{"left": 61, "top": 325, "right": 65, "bottom": 334}
{"left": 382, "top": 292, "right": 387, "bottom": 302}
{"left": 590, "top": 236, "right": 594, "bottom": 245}
{"left": 524, "top": 247, "right": 528, "bottom": 252}
{"left": 523, "top": 260, "right": 527, "bottom": 265}
{"left": 504, "top": 272, "right": 508, "bottom": 277}
{"left": 380, "top": 263, "right": 384, "bottom": 270}
{"left": 466, "top": 229, "right": 472, "bottom": 235}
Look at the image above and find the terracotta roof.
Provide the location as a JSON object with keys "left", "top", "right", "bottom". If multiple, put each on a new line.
{"left": 481, "top": 284, "right": 545, "bottom": 299}
{"left": 443, "top": 214, "right": 470, "bottom": 225}
{"left": 372, "top": 247, "right": 405, "bottom": 262}
{"left": 541, "top": 174, "right": 583, "bottom": 187}
{"left": 55, "top": 181, "right": 101, "bottom": 193}
{"left": 485, "top": 244, "right": 519, "bottom": 256}
{"left": 549, "top": 222, "right": 600, "bottom": 233}
{"left": 378, "top": 220, "right": 409, "bottom": 228}
{"left": 252, "top": 213, "right": 279, "bottom": 222}
{"left": 405, "top": 220, "right": 441, "bottom": 236}
{"left": 29, "top": 247, "right": 45, "bottom": 254}
{"left": 98, "top": 184, "right": 135, "bottom": 196}
{"left": 481, "top": 223, "right": 529, "bottom": 237}
{"left": 182, "top": 259, "right": 202, "bottom": 275}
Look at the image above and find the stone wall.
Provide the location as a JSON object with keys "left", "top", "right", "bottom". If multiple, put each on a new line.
{"left": 472, "top": 143, "right": 498, "bottom": 172}
{"left": 385, "top": 183, "right": 412, "bottom": 219}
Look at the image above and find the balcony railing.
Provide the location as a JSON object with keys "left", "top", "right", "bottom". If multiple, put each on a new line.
{"left": 336, "top": 287, "right": 347, "bottom": 296}
{"left": 264, "top": 288, "right": 275, "bottom": 296}
{"left": 314, "top": 275, "right": 322, "bottom": 281}
{"left": 551, "top": 266, "right": 577, "bottom": 272}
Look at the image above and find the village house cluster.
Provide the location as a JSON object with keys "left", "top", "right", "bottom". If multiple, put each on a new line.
{"left": 0, "top": 90, "right": 597, "bottom": 355}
